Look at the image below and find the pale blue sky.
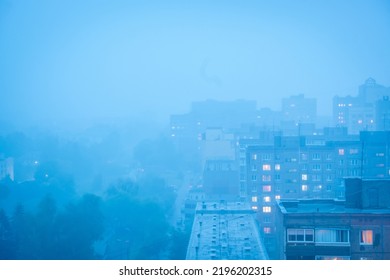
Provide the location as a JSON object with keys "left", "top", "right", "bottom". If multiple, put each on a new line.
{"left": 1, "top": 0, "right": 390, "bottom": 126}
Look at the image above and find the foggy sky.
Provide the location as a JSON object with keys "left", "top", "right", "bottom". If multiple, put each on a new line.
{"left": 1, "top": 0, "right": 390, "bottom": 127}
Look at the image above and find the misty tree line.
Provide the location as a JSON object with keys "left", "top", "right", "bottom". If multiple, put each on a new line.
{"left": 0, "top": 129, "right": 192, "bottom": 260}
{"left": 0, "top": 175, "right": 188, "bottom": 260}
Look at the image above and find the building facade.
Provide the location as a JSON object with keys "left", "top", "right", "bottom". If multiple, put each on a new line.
{"left": 274, "top": 178, "right": 390, "bottom": 260}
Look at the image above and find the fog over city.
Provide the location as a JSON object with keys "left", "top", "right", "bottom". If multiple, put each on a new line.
{"left": 1, "top": 0, "right": 390, "bottom": 128}
{"left": 1, "top": 1, "right": 390, "bottom": 260}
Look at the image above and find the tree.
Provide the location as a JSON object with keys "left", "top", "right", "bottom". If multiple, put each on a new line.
{"left": 0, "top": 209, "right": 16, "bottom": 259}
{"left": 54, "top": 194, "right": 104, "bottom": 259}
{"left": 11, "top": 204, "right": 37, "bottom": 259}
{"left": 34, "top": 195, "right": 58, "bottom": 259}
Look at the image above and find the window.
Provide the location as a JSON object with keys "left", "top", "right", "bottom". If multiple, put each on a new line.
{"left": 275, "top": 174, "right": 281, "bottom": 180}
{"left": 326, "top": 164, "right": 332, "bottom": 170}
{"left": 251, "top": 196, "right": 257, "bottom": 203}
{"left": 360, "top": 230, "right": 373, "bottom": 245}
{"left": 352, "top": 169, "right": 360, "bottom": 176}
{"left": 252, "top": 154, "right": 258, "bottom": 160}
{"left": 351, "top": 159, "right": 359, "bottom": 166}
{"left": 338, "top": 149, "right": 345, "bottom": 156}
{"left": 275, "top": 164, "right": 281, "bottom": 171}
{"left": 350, "top": 149, "right": 359, "bottom": 154}
{"left": 326, "top": 175, "right": 332, "bottom": 181}
{"left": 287, "top": 229, "right": 314, "bottom": 242}
{"left": 262, "top": 154, "right": 271, "bottom": 161}
{"left": 251, "top": 205, "right": 258, "bottom": 210}
{"left": 252, "top": 165, "right": 257, "bottom": 171}
{"left": 315, "top": 256, "right": 350, "bottom": 260}
{"left": 301, "top": 185, "right": 308, "bottom": 191}
{"left": 251, "top": 175, "right": 257, "bottom": 181}
{"left": 301, "top": 153, "right": 308, "bottom": 161}
{"left": 275, "top": 195, "right": 281, "bottom": 200}
{"left": 262, "top": 185, "right": 272, "bottom": 192}
{"left": 263, "top": 217, "right": 271, "bottom": 223}
{"left": 262, "top": 206, "right": 271, "bottom": 213}
{"left": 262, "top": 175, "right": 271, "bottom": 182}
{"left": 315, "top": 229, "right": 349, "bottom": 244}
{"left": 302, "top": 174, "right": 308, "bottom": 181}
{"left": 264, "top": 227, "right": 271, "bottom": 234}
{"left": 263, "top": 164, "right": 271, "bottom": 171}
{"left": 313, "top": 164, "right": 321, "bottom": 171}
{"left": 312, "top": 175, "right": 321, "bottom": 181}
{"left": 263, "top": 196, "right": 271, "bottom": 203}
{"left": 312, "top": 153, "right": 321, "bottom": 160}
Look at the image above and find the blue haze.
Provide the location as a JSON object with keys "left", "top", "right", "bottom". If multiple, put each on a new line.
{"left": 1, "top": 0, "right": 390, "bottom": 127}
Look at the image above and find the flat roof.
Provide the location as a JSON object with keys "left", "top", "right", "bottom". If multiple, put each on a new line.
{"left": 278, "top": 199, "right": 390, "bottom": 215}
{"left": 186, "top": 202, "right": 268, "bottom": 260}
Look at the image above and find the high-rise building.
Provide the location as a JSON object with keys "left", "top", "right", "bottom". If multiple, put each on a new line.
{"left": 333, "top": 78, "right": 390, "bottom": 134}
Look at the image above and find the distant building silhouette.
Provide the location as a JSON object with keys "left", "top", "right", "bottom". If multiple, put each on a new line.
{"left": 333, "top": 78, "right": 390, "bottom": 134}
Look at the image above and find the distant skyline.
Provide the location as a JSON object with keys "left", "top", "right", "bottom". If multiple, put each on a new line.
{"left": 1, "top": 0, "right": 390, "bottom": 127}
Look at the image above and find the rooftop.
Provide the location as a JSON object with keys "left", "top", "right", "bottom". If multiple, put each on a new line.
{"left": 186, "top": 201, "right": 268, "bottom": 260}
{"left": 278, "top": 199, "right": 390, "bottom": 215}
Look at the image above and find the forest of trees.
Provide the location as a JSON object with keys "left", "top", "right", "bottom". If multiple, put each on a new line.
{"left": 0, "top": 128, "right": 191, "bottom": 260}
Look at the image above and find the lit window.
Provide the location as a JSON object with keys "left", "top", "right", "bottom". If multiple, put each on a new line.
{"left": 262, "top": 206, "right": 271, "bottom": 213}
{"left": 262, "top": 175, "right": 271, "bottom": 182}
{"left": 263, "top": 196, "right": 271, "bottom": 203}
{"left": 252, "top": 154, "right": 257, "bottom": 160}
{"left": 251, "top": 196, "right": 258, "bottom": 203}
{"left": 358, "top": 120, "right": 363, "bottom": 124}
{"left": 275, "top": 195, "right": 281, "bottom": 200}
{"left": 360, "top": 230, "right": 373, "bottom": 245}
{"left": 251, "top": 206, "right": 258, "bottom": 210}
{"left": 338, "top": 149, "right": 344, "bottom": 155}
{"left": 264, "top": 227, "right": 271, "bottom": 234}
{"left": 275, "top": 164, "right": 281, "bottom": 171}
{"left": 302, "top": 185, "right": 308, "bottom": 191}
{"left": 262, "top": 164, "right": 271, "bottom": 171}
{"left": 262, "top": 185, "right": 272, "bottom": 192}
{"left": 302, "top": 174, "right": 308, "bottom": 181}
